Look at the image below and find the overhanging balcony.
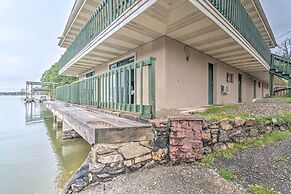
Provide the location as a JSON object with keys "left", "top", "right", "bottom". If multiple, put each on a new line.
{"left": 58, "top": 0, "right": 273, "bottom": 79}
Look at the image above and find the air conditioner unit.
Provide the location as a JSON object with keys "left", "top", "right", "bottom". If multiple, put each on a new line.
{"left": 221, "top": 84, "right": 230, "bottom": 95}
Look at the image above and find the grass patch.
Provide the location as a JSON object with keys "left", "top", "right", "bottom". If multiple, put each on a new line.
{"left": 250, "top": 184, "right": 279, "bottom": 194}
{"left": 196, "top": 102, "right": 291, "bottom": 123}
{"left": 218, "top": 168, "right": 235, "bottom": 181}
{"left": 201, "top": 130, "right": 291, "bottom": 166}
{"left": 196, "top": 104, "right": 249, "bottom": 120}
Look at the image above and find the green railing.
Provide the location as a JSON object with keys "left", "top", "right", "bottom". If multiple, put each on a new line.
{"left": 271, "top": 54, "right": 291, "bottom": 77}
{"left": 208, "top": 0, "right": 271, "bottom": 64}
{"left": 56, "top": 57, "right": 156, "bottom": 119}
{"left": 58, "top": 0, "right": 139, "bottom": 71}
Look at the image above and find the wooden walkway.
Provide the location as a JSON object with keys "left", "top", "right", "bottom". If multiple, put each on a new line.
{"left": 46, "top": 101, "right": 153, "bottom": 145}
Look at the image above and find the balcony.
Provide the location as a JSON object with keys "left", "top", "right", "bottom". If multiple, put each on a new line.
{"left": 58, "top": 0, "right": 139, "bottom": 71}
{"left": 208, "top": 0, "right": 271, "bottom": 64}
{"left": 58, "top": 0, "right": 273, "bottom": 77}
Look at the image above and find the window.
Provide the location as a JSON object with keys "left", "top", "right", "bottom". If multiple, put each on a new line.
{"left": 227, "top": 73, "right": 234, "bottom": 83}
{"left": 109, "top": 56, "right": 134, "bottom": 70}
{"left": 85, "top": 71, "right": 95, "bottom": 78}
{"left": 258, "top": 82, "right": 261, "bottom": 88}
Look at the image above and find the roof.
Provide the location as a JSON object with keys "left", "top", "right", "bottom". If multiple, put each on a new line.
{"left": 58, "top": 0, "right": 100, "bottom": 48}
{"left": 241, "top": 0, "right": 277, "bottom": 48}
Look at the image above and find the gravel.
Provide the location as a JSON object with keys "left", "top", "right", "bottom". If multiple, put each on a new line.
{"left": 225, "top": 98, "right": 291, "bottom": 116}
{"left": 81, "top": 164, "right": 248, "bottom": 194}
{"left": 213, "top": 137, "right": 291, "bottom": 194}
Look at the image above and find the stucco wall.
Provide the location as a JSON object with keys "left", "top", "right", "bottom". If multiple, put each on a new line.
{"left": 163, "top": 37, "right": 269, "bottom": 109}
{"left": 81, "top": 36, "right": 269, "bottom": 110}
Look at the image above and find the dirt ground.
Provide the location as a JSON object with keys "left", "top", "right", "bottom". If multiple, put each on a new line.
{"left": 81, "top": 164, "right": 247, "bottom": 194}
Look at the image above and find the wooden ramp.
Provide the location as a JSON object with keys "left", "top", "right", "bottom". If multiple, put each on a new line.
{"left": 46, "top": 101, "right": 153, "bottom": 145}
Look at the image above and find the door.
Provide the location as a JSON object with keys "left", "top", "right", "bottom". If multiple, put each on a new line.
{"left": 238, "top": 74, "right": 242, "bottom": 103}
{"left": 253, "top": 80, "right": 257, "bottom": 98}
{"left": 208, "top": 63, "right": 214, "bottom": 105}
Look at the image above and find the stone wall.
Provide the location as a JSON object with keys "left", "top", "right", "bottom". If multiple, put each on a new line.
{"left": 202, "top": 117, "right": 291, "bottom": 153}
{"left": 64, "top": 116, "right": 291, "bottom": 193}
{"left": 168, "top": 117, "right": 204, "bottom": 163}
{"left": 67, "top": 142, "right": 154, "bottom": 193}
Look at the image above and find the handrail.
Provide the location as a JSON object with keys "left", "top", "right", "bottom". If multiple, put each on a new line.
{"left": 58, "top": 0, "right": 139, "bottom": 71}
{"left": 56, "top": 57, "right": 156, "bottom": 119}
{"left": 208, "top": 0, "right": 271, "bottom": 64}
{"left": 271, "top": 54, "right": 291, "bottom": 76}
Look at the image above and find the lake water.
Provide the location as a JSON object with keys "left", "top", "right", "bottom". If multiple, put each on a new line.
{"left": 0, "top": 96, "right": 91, "bottom": 194}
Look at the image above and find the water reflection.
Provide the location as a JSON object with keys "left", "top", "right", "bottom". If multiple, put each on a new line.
{"left": 0, "top": 97, "right": 90, "bottom": 194}
{"left": 43, "top": 112, "right": 90, "bottom": 189}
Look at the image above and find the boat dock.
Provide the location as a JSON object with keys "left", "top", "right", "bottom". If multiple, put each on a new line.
{"left": 46, "top": 101, "right": 153, "bottom": 145}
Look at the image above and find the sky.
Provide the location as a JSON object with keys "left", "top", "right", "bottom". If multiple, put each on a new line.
{"left": 0, "top": 0, "right": 290, "bottom": 92}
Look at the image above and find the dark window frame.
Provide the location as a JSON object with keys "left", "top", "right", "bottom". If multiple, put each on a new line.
{"left": 227, "top": 72, "right": 234, "bottom": 83}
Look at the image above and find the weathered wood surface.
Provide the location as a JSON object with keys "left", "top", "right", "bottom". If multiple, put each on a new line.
{"left": 46, "top": 101, "right": 152, "bottom": 145}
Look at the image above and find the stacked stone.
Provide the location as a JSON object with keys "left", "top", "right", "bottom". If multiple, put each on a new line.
{"left": 67, "top": 142, "right": 155, "bottom": 193}
{"left": 151, "top": 119, "right": 170, "bottom": 162}
{"left": 202, "top": 117, "right": 290, "bottom": 153}
{"left": 169, "top": 117, "right": 204, "bottom": 163}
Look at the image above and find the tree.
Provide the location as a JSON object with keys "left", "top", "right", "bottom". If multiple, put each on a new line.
{"left": 277, "top": 38, "right": 291, "bottom": 60}
{"left": 41, "top": 64, "right": 77, "bottom": 86}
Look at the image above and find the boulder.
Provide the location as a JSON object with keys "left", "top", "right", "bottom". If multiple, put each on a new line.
{"left": 234, "top": 117, "right": 245, "bottom": 126}
{"left": 219, "top": 130, "right": 229, "bottom": 142}
{"left": 212, "top": 143, "right": 227, "bottom": 151}
{"left": 202, "top": 130, "right": 211, "bottom": 141}
{"left": 245, "top": 118, "right": 256, "bottom": 126}
{"left": 219, "top": 118, "right": 233, "bottom": 130}
{"left": 272, "top": 118, "right": 279, "bottom": 126}
{"left": 119, "top": 142, "right": 151, "bottom": 159}
{"left": 97, "top": 154, "right": 123, "bottom": 164}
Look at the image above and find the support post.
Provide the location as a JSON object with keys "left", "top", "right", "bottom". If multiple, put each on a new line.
{"left": 269, "top": 72, "right": 274, "bottom": 97}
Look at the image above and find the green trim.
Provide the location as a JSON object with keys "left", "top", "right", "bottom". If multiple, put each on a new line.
{"left": 56, "top": 57, "right": 156, "bottom": 119}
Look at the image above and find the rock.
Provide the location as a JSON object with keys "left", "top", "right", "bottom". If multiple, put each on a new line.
{"left": 202, "top": 130, "right": 211, "bottom": 141}
{"left": 209, "top": 124, "right": 219, "bottom": 129}
{"left": 139, "top": 141, "right": 152, "bottom": 148}
{"left": 234, "top": 117, "right": 245, "bottom": 126}
{"left": 211, "top": 129, "right": 219, "bottom": 134}
{"left": 212, "top": 134, "right": 218, "bottom": 144}
{"left": 108, "top": 168, "right": 125, "bottom": 175}
{"left": 226, "top": 143, "right": 235, "bottom": 149}
{"left": 265, "top": 120, "right": 271, "bottom": 125}
{"left": 88, "top": 173, "right": 93, "bottom": 183}
{"left": 249, "top": 128, "right": 259, "bottom": 137}
{"left": 97, "top": 173, "right": 111, "bottom": 179}
{"left": 279, "top": 126, "right": 287, "bottom": 131}
{"left": 212, "top": 143, "right": 227, "bottom": 151}
{"left": 266, "top": 126, "right": 273, "bottom": 132}
{"left": 124, "top": 160, "right": 133, "bottom": 167}
{"left": 152, "top": 148, "right": 164, "bottom": 161}
{"left": 119, "top": 142, "right": 152, "bottom": 159}
{"left": 152, "top": 136, "right": 168, "bottom": 148}
{"left": 97, "top": 154, "right": 123, "bottom": 164}
{"left": 96, "top": 146, "right": 116, "bottom": 155}
{"left": 245, "top": 118, "right": 256, "bottom": 126}
{"left": 272, "top": 118, "right": 279, "bottom": 126}
{"left": 204, "top": 146, "right": 212, "bottom": 154}
{"left": 89, "top": 163, "right": 105, "bottom": 173}
{"left": 134, "top": 154, "right": 152, "bottom": 164}
{"left": 219, "top": 130, "right": 229, "bottom": 142}
{"left": 219, "top": 118, "right": 233, "bottom": 130}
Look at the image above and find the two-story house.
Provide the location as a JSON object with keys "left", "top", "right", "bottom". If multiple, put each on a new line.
{"left": 55, "top": 0, "right": 290, "bottom": 119}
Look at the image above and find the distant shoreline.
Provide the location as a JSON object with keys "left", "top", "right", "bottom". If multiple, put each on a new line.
{"left": 0, "top": 93, "right": 25, "bottom": 96}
